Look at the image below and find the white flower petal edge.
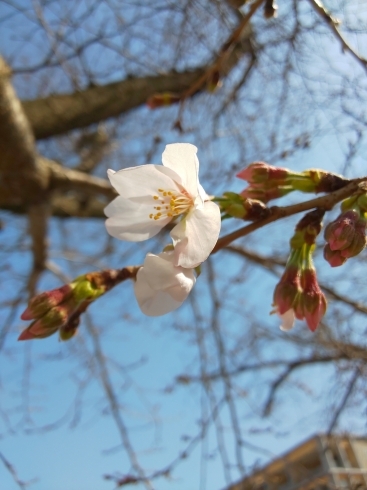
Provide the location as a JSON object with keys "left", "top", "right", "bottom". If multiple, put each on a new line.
{"left": 134, "top": 251, "right": 196, "bottom": 316}
{"left": 279, "top": 309, "right": 295, "bottom": 331}
{"left": 170, "top": 201, "right": 221, "bottom": 268}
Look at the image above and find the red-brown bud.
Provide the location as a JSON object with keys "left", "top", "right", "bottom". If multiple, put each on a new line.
{"left": 273, "top": 266, "right": 301, "bottom": 316}
{"left": 296, "top": 269, "right": 327, "bottom": 332}
{"left": 240, "top": 185, "right": 293, "bottom": 203}
{"left": 147, "top": 93, "right": 181, "bottom": 109}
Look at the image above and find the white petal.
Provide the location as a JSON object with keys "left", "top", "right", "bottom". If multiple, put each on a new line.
{"left": 134, "top": 268, "right": 183, "bottom": 316}
{"left": 143, "top": 252, "right": 195, "bottom": 301}
{"left": 162, "top": 143, "right": 201, "bottom": 201}
{"left": 279, "top": 309, "right": 295, "bottom": 331}
{"left": 171, "top": 201, "right": 221, "bottom": 268}
{"left": 105, "top": 196, "right": 170, "bottom": 241}
{"left": 107, "top": 165, "right": 181, "bottom": 199}
{"left": 197, "top": 183, "right": 209, "bottom": 204}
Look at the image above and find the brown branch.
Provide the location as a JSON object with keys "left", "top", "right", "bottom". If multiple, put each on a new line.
{"left": 212, "top": 178, "right": 367, "bottom": 253}
{"left": 27, "top": 203, "right": 50, "bottom": 296}
{"left": 0, "top": 57, "right": 48, "bottom": 207}
{"left": 44, "top": 158, "right": 116, "bottom": 198}
{"left": 308, "top": 0, "right": 367, "bottom": 72}
{"left": 1, "top": 195, "right": 107, "bottom": 219}
{"left": 22, "top": 69, "right": 207, "bottom": 140}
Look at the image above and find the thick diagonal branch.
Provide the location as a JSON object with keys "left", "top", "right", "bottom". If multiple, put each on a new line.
{"left": 22, "top": 69, "right": 206, "bottom": 140}
{"left": 22, "top": 21, "right": 254, "bottom": 141}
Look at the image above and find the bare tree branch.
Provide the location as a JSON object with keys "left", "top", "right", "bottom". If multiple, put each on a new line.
{"left": 0, "top": 451, "right": 36, "bottom": 490}
{"left": 27, "top": 203, "right": 50, "bottom": 296}
{"left": 21, "top": 69, "right": 207, "bottom": 139}
{"left": 0, "top": 57, "right": 48, "bottom": 207}
{"left": 327, "top": 367, "right": 361, "bottom": 434}
{"left": 309, "top": 0, "right": 367, "bottom": 72}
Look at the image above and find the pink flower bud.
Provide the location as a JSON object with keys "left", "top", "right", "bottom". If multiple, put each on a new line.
{"left": 237, "top": 162, "right": 290, "bottom": 185}
{"left": 19, "top": 269, "right": 135, "bottom": 341}
{"left": 324, "top": 211, "right": 366, "bottom": 263}
{"left": 241, "top": 185, "right": 292, "bottom": 203}
{"left": 324, "top": 210, "right": 360, "bottom": 251}
{"left": 340, "top": 219, "right": 367, "bottom": 258}
{"left": 297, "top": 269, "right": 327, "bottom": 332}
{"left": 323, "top": 244, "right": 347, "bottom": 268}
{"left": 20, "top": 284, "right": 73, "bottom": 320}
{"left": 273, "top": 266, "right": 301, "bottom": 316}
{"left": 19, "top": 298, "right": 79, "bottom": 341}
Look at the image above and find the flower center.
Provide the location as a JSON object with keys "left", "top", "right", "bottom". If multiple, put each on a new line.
{"left": 149, "top": 188, "right": 193, "bottom": 221}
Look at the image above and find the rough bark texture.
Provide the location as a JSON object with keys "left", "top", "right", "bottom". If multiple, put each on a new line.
{"left": 0, "top": 58, "right": 49, "bottom": 206}
{"left": 22, "top": 69, "right": 205, "bottom": 140}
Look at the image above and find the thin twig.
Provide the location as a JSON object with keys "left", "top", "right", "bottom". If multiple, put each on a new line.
{"left": 207, "top": 259, "right": 246, "bottom": 473}
{"left": 27, "top": 202, "right": 49, "bottom": 297}
{"left": 178, "top": 0, "right": 263, "bottom": 118}
{"left": 0, "top": 451, "right": 36, "bottom": 489}
{"left": 308, "top": 0, "right": 367, "bottom": 73}
{"left": 327, "top": 367, "right": 361, "bottom": 434}
{"left": 84, "top": 314, "right": 153, "bottom": 490}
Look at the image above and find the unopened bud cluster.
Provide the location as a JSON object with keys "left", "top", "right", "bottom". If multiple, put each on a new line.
{"left": 19, "top": 269, "right": 134, "bottom": 341}
{"left": 272, "top": 209, "right": 327, "bottom": 332}
{"left": 237, "top": 162, "right": 348, "bottom": 203}
{"left": 323, "top": 193, "right": 367, "bottom": 267}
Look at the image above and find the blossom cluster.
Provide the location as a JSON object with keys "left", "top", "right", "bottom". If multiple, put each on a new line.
{"left": 272, "top": 209, "right": 327, "bottom": 332}
{"left": 105, "top": 143, "right": 221, "bottom": 316}
{"left": 19, "top": 155, "right": 367, "bottom": 341}
{"left": 19, "top": 269, "right": 133, "bottom": 340}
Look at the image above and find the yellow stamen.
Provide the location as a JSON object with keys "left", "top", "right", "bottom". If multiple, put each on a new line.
{"left": 149, "top": 187, "right": 193, "bottom": 221}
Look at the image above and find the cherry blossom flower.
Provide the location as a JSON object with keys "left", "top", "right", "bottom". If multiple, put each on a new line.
{"left": 105, "top": 143, "right": 221, "bottom": 268}
{"left": 134, "top": 251, "right": 196, "bottom": 316}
